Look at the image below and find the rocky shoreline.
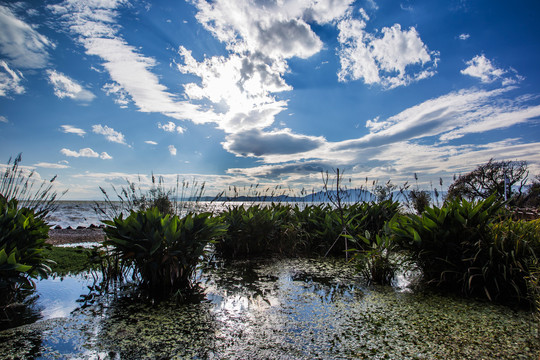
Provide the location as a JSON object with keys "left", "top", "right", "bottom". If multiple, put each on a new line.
{"left": 47, "top": 226, "right": 105, "bottom": 246}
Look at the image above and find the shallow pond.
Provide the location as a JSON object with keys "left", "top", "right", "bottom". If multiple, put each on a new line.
{"left": 1, "top": 257, "right": 538, "bottom": 359}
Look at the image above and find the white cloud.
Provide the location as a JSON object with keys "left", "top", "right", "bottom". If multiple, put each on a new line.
{"left": 92, "top": 124, "right": 127, "bottom": 145}
{"left": 61, "top": 148, "right": 99, "bottom": 158}
{"left": 46, "top": 70, "right": 95, "bottom": 101}
{"left": 0, "top": 115, "right": 7, "bottom": 123}
{"left": 459, "top": 33, "right": 470, "bottom": 40}
{"left": 102, "top": 82, "right": 130, "bottom": 108}
{"left": 168, "top": 145, "right": 177, "bottom": 156}
{"left": 100, "top": 152, "right": 113, "bottom": 160}
{"left": 0, "top": 4, "right": 52, "bottom": 69}
{"left": 226, "top": 87, "right": 540, "bottom": 182}
{"left": 60, "top": 125, "right": 86, "bottom": 136}
{"left": 461, "top": 54, "right": 504, "bottom": 83}
{"left": 34, "top": 162, "right": 70, "bottom": 169}
{"left": 177, "top": 0, "right": 353, "bottom": 135}
{"left": 49, "top": 0, "right": 212, "bottom": 121}
{"left": 158, "top": 121, "right": 185, "bottom": 134}
{"left": 334, "top": 87, "right": 540, "bottom": 149}
{"left": 461, "top": 55, "right": 524, "bottom": 85}
{"left": 337, "top": 18, "right": 439, "bottom": 88}
{"left": 178, "top": 48, "right": 290, "bottom": 133}
{"left": 145, "top": 140, "right": 158, "bottom": 145}
{"left": 192, "top": 0, "right": 347, "bottom": 59}
{"left": 61, "top": 147, "right": 112, "bottom": 159}
{"left": 0, "top": 60, "right": 24, "bottom": 97}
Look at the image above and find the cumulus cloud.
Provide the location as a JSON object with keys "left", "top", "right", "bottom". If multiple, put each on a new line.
{"left": 47, "top": 70, "right": 96, "bottom": 101}
{"left": 337, "top": 16, "right": 439, "bottom": 88}
{"left": 60, "top": 125, "right": 86, "bottom": 136}
{"left": 178, "top": 0, "right": 352, "bottom": 135}
{"left": 178, "top": 48, "right": 290, "bottom": 133}
{"left": 0, "top": 4, "right": 52, "bottom": 69}
{"left": 100, "top": 152, "right": 113, "bottom": 160}
{"left": 461, "top": 54, "right": 523, "bottom": 85}
{"left": 192, "top": 0, "right": 344, "bottom": 58}
{"left": 0, "top": 60, "right": 24, "bottom": 97}
{"left": 168, "top": 145, "right": 177, "bottom": 156}
{"left": 222, "top": 128, "right": 326, "bottom": 157}
{"left": 92, "top": 124, "right": 127, "bottom": 145}
{"left": 459, "top": 33, "right": 470, "bottom": 40}
{"left": 61, "top": 147, "right": 112, "bottom": 159}
{"left": 158, "top": 121, "right": 185, "bottom": 134}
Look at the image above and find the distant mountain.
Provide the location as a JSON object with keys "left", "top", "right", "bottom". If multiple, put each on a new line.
{"left": 191, "top": 189, "right": 375, "bottom": 203}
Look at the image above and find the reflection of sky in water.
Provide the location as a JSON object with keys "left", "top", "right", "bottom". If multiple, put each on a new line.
{"left": 1, "top": 258, "right": 537, "bottom": 359}
{"left": 37, "top": 275, "right": 96, "bottom": 319}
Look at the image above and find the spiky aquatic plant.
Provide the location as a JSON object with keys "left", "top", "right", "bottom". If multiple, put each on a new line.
{"left": 103, "top": 207, "right": 226, "bottom": 298}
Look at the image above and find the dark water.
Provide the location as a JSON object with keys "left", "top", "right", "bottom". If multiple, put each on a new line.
{"left": 0, "top": 257, "right": 538, "bottom": 359}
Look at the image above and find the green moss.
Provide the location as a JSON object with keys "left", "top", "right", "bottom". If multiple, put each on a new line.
{"left": 42, "top": 246, "right": 96, "bottom": 276}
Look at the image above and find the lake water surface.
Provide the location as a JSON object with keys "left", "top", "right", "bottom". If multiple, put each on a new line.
{"left": 0, "top": 256, "right": 538, "bottom": 359}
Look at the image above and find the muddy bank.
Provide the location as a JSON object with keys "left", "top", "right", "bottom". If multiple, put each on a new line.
{"left": 47, "top": 228, "right": 105, "bottom": 246}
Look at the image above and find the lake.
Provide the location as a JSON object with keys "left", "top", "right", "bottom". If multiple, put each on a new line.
{"left": 0, "top": 256, "right": 537, "bottom": 359}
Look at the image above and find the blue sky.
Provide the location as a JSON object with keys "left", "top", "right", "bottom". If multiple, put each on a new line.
{"left": 1, "top": 0, "right": 539, "bottom": 200}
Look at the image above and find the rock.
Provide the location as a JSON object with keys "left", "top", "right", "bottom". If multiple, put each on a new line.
{"left": 77, "top": 226, "right": 86, "bottom": 230}
{"left": 54, "top": 225, "right": 62, "bottom": 229}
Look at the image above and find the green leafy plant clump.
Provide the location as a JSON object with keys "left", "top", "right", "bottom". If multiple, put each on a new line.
{"left": 103, "top": 207, "right": 226, "bottom": 298}
{"left": 0, "top": 195, "right": 52, "bottom": 304}
{"left": 389, "top": 195, "right": 540, "bottom": 303}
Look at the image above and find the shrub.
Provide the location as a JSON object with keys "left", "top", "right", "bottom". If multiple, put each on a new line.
{"left": 103, "top": 207, "right": 226, "bottom": 298}
{"left": 215, "top": 204, "right": 290, "bottom": 257}
{"left": 0, "top": 196, "right": 52, "bottom": 304}
{"left": 390, "top": 195, "right": 511, "bottom": 300}
{"left": 486, "top": 219, "right": 539, "bottom": 301}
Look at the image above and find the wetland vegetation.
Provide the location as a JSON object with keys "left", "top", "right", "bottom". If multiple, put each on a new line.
{"left": 1, "top": 155, "right": 539, "bottom": 358}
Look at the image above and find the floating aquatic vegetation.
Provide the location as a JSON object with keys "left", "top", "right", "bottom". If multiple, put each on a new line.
{"left": 0, "top": 257, "right": 537, "bottom": 359}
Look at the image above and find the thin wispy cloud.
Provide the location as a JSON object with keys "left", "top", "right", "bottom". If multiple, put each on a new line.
{"left": 49, "top": 0, "right": 212, "bottom": 121}
{"left": 168, "top": 145, "right": 177, "bottom": 156}
{"left": 229, "top": 86, "right": 540, "bottom": 180}
{"left": 34, "top": 162, "right": 70, "bottom": 169}
{"left": 0, "top": 60, "right": 24, "bottom": 97}
{"left": 145, "top": 140, "right": 158, "bottom": 145}
{"left": 92, "top": 124, "right": 127, "bottom": 145}
{"left": 459, "top": 33, "right": 470, "bottom": 40}
{"left": 0, "top": 115, "right": 7, "bottom": 123}
{"left": 47, "top": 70, "right": 95, "bottom": 102}
{"left": 60, "top": 125, "right": 86, "bottom": 137}
{"left": 0, "top": 4, "right": 52, "bottom": 69}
